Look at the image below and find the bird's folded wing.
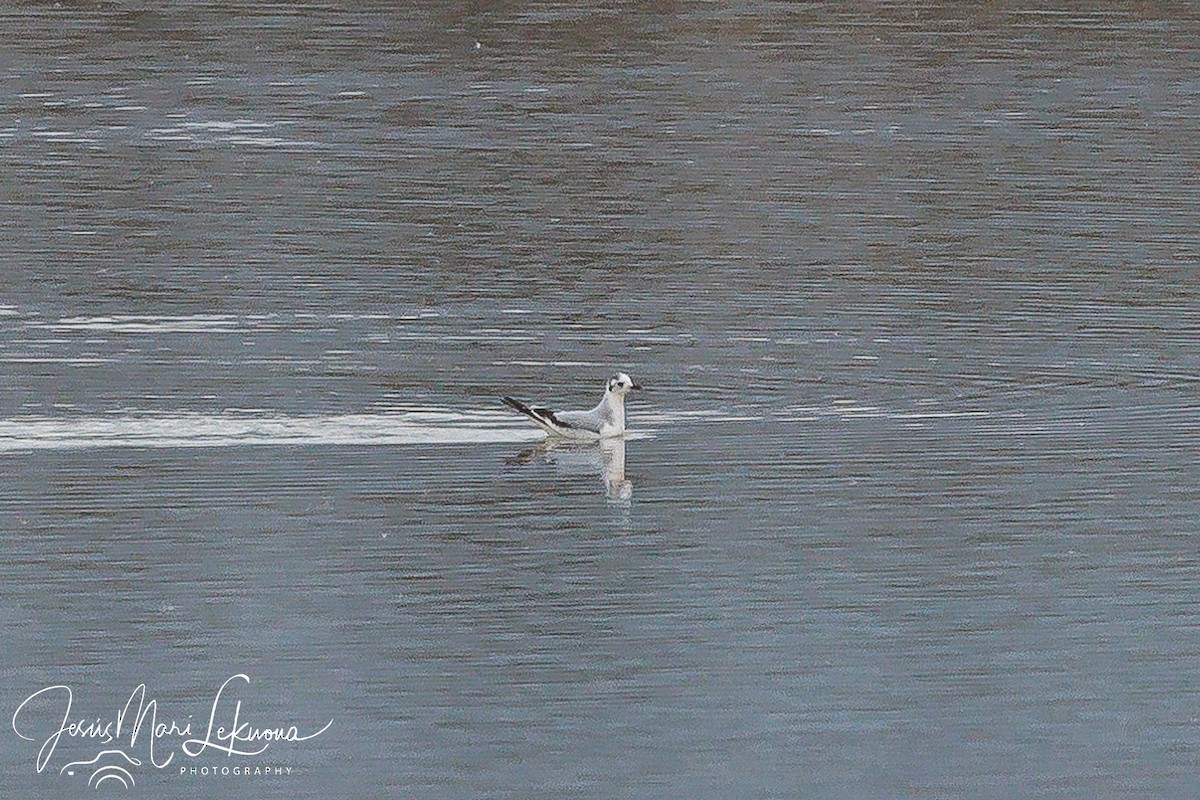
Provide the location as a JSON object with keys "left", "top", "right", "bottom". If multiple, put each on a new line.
{"left": 554, "top": 409, "right": 604, "bottom": 433}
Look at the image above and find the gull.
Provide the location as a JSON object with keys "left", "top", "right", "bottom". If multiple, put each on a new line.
{"left": 502, "top": 372, "right": 642, "bottom": 439}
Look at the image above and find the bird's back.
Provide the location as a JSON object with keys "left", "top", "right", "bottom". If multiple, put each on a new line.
{"left": 558, "top": 395, "right": 623, "bottom": 436}
{"left": 555, "top": 406, "right": 606, "bottom": 433}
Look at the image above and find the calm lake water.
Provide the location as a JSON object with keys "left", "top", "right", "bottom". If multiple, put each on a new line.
{"left": 1, "top": 3, "right": 1198, "bottom": 798}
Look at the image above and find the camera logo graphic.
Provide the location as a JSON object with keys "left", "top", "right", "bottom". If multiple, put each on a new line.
{"left": 60, "top": 750, "right": 142, "bottom": 790}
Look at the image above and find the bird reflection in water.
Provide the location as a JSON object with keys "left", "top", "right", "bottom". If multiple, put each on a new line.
{"left": 508, "top": 437, "right": 633, "bottom": 501}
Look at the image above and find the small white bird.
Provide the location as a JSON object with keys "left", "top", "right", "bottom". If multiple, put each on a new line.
{"left": 503, "top": 372, "right": 642, "bottom": 439}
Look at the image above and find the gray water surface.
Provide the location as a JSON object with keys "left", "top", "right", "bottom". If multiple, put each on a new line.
{"left": 2, "top": 3, "right": 1199, "bottom": 798}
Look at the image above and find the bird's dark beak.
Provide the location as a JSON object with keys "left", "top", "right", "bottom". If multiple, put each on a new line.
{"left": 631, "top": 383, "right": 643, "bottom": 390}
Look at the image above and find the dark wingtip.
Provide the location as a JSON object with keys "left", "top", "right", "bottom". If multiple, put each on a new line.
{"left": 503, "top": 396, "right": 539, "bottom": 419}
{"left": 501, "top": 396, "right": 572, "bottom": 429}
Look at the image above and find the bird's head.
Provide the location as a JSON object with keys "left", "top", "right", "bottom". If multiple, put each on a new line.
{"left": 606, "top": 372, "right": 642, "bottom": 396}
